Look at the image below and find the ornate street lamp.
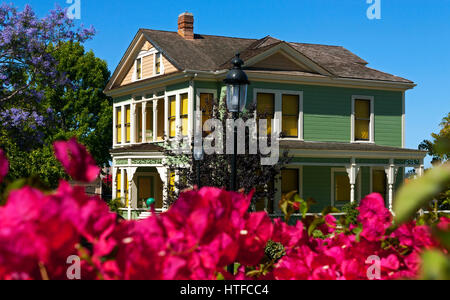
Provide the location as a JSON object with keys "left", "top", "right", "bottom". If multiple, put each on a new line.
{"left": 193, "top": 144, "right": 204, "bottom": 188}
{"left": 224, "top": 53, "right": 250, "bottom": 192}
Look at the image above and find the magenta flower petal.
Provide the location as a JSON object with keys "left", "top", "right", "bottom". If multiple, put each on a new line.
{"left": 53, "top": 137, "right": 100, "bottom": 182}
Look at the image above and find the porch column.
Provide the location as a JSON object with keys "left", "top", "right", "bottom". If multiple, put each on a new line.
{"left": 120, "top": 168, "right": 125, "bottom": 204}
{"left": 113, "top": 107, "right": 117, "bottom": 146}
{"left": 385, "top": 159, "right": 399, "bottom": 212}
{"left": 131, "top": 103, "right": 136, "bottom": 144}
{"left": 156, "top": 167, "right": 168, "bottom": 211}
{"left": 153, "top": 99, "right": 158, "bottom": 142}
{"left": 126, "top": 167, "right": 138, "bottom": 220}
{"left": 121, "top": 106, "right": 126, "bottom": 145}
{"left": 346, "top": 158, "right": 360, "bottom": 204}
{"left": 142, "top": 102, "right": 147, "bottom": 143}
{"left": 415, "top": 159, "right": 425, "bottom": 177}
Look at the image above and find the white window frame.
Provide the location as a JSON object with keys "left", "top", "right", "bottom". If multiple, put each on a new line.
{"left": 134, "top": 57, "right": 142, "bottom": 81}
{"left": 253, "top": 88, "right": 304, "bottom": 141}
{"left": 113, "top": 100, "right": 133, "bottom": 147}
{"left": 153, "top": 52, "right": 165, "bottom": 76}
{"left": 166, "top": 88, "right": 190, "bottom": 140}
{"left": 331, "top": 168, "right": 351, "bottom": 208}
{"left": 132, "top": 48, "right": 164, "bottom": 82}
{"left": 351, "top": 95, "right": 375, "bottom": 143}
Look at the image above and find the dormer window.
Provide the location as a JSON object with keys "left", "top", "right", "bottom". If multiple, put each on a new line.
{"left": 155, "top": 53, "right": 161, "bottom": 75}
{"left": 136, "top": 58, "right": 142, "bottom": 80}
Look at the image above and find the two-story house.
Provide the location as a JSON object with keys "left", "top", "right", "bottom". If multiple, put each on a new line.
{"left": 104, "top": 12, "right": 426, "bottom": 220}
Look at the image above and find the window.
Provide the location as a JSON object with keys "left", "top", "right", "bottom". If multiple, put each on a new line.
{"left": 116, "top": 108, "right": 122, "bottom": 144}
{"left": 282, "top": 94, "right": 299, "bottom": 138}
{"left": 180, "top": 93, "right": 189, "bottom": 136}
{"left": 125, "top": 105, "right": 131, "bottom": 143}
{"left": 168, "top": 96, "right": 176, "bottom": 138}
{"left": 372, "top": 170, "right": 387, "bottom": 199}
{"left": 116, "top": 171, "right": 121, "bottom": 199}
{"left": 168, "top": 171, "right": 176, "bottom": 193}
{"left": 200, "top": 93, "right": 214, "bottom": 133}
{"left": 354, "top": 98, "right": 372, "bottom": 141}
{"left": 136, "top": 58, "right": 142, "bottom": 80}
{"left": 155, "top": 53, "right": 161, "bottom": 75}
{"left": 257, "top": 93, "right": 275, "bottom": 135}
{"left": 334, "top": 172, "right": 350, "bottom": 206}
{"left": 281, "top": 169, "right": 299, "bottom": 196}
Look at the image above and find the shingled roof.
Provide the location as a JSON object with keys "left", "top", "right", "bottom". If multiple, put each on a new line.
{"left": 141, "top": 29, "right": 413, "bottom": 84}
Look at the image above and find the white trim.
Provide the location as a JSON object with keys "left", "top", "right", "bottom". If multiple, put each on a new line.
{"left": 402, "top": 91, "right": 406, "bottom": 148}
{"left": 351, "top": 95, "right": 375, "bottom": 143}
{"left": 253, "top": 88, "right": 304, "bottom": 141}
{"left": 244, "top": 43, "right": 333, "bottom": 76}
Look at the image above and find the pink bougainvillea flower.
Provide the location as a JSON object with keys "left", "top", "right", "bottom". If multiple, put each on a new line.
{"left": 236, "top": 212, "right": 273, "bottom": 266}
{"left": 0, "top": 149, "right": 9, "bottom": 183}
{"left": 437, "top": 216, "right": 450, "bottom": 231}
{"left": 53, "top": 137, "right": 100, "bottom": 182}
{"left": 358, "top": 193, "right": 392, "bottom": 242}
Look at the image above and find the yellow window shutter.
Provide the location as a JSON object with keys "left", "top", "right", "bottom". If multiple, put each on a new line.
{"left": 117, "top": 109, "right": 122, "bottom": 143}
{"left": 282, "top": 95, "right": 299, "bottom": 138}
{"left": 181, "top": 94, "right": 189, "bottom": 115}
{"left": 126, "top": 106, "right": 131, "bottom": 142}
{"left": 257, "top": 93, "right": 275, "bottom": 135}
{"left": 169, "top": 96, "right": 176, "bottom": 138}
{"left": 257, "top": 93, "right": 275, "bottom": 116}
{"left": 116, "top": 172, "right": 121, "bottom": 199}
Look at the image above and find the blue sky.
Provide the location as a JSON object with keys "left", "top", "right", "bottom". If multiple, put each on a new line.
{"left": 12, "top": 0, "right": 450, "bottom": 166}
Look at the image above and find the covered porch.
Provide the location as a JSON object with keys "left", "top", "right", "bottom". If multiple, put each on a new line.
{"left": 274, "top": 141, "right": 427, "bottom": 215}
{"left": 111, "top": 144, "right": 168, "bottom": 220}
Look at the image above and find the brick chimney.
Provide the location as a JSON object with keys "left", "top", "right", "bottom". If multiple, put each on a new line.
{"left": 178, "top": 12, "right": 194, "bottom": 40}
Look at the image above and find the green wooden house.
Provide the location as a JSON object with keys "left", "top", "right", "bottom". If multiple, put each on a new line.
{"left": 104, "top": 12, "right": 426, "bottom": 219}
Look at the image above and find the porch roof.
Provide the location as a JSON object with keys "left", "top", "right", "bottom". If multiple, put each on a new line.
{"left": 280, "top": 140, "right": 426, "bottom": 156}
{"left": 110, "top": 143, "right": 164, "bottom": 154}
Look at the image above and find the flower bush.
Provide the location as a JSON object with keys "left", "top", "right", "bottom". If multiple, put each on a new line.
{"left": 0, "top": 138, "right": 448, "bottom": 280}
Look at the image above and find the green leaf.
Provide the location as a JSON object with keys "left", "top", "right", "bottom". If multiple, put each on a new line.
{"left": 420, "top": 250, "right": 450, "bottom": 280}
{"left": 394, "top": 163, "right": 450, "bottom": 224}
{"left": 433, "top": 228, "right": 450, "bottom": 251}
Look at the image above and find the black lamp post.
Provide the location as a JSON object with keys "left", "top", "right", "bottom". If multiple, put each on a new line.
{"left": 193, "top": 143, "right": 204, "bottom": 188}
{"left": 224, "top": 53, "right": 250, "bottom": 192}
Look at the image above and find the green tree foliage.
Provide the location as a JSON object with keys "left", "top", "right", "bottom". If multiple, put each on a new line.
{"left": 419, "top": 113, "right": 450, "bottom": 209}
{"left": 43, "top": 41, "right": 112, "bottom": 167}
{"left": 1, "top": 41, "right": 112, "bottom": 188}
{"left": 420, "top": 112, "right": 450, "bottom": 163}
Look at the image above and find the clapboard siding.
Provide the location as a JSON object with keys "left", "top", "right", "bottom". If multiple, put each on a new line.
{"left": 118, "top": 41, "right": 179, "bottom": 87}
{"left": 248, "top": 81, "right": 403, "bottom": 147}
{"left": 302, "top": 166, "right": 331, "bottom": 213}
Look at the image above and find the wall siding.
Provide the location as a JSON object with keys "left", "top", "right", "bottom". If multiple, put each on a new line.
{"left": 302, "top": 166, "right": 331, "bottom": 213}
{"left": 247, "top": 81, "right": 403, "bottom": 147}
